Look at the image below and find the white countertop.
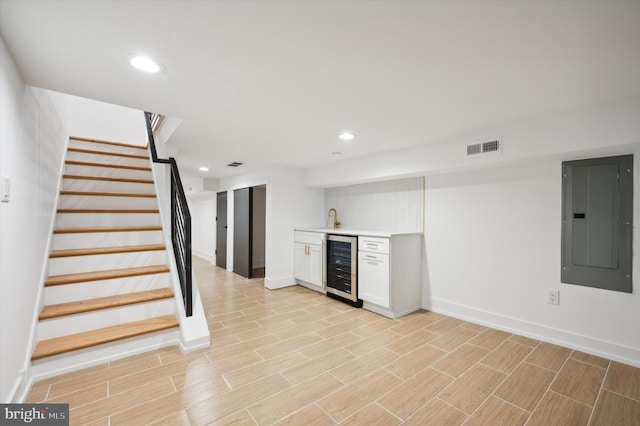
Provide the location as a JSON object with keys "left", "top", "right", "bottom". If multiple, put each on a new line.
{"left": 295, "top": 228, "right": 422, "bottom": 237}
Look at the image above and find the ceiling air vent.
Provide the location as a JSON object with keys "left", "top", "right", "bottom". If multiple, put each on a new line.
{"left": 227, "top": 162, "right": 244, "bottom": 167}
{"left": 465, "top": 137, "right": 502, "bottom": 158}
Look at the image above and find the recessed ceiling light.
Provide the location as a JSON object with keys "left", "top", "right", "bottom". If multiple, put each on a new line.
{"left": 338, "top": 132, "right": 355, "bottom": 141}
{"left": 199, "top": 166, "right": 209, "bottom": 172}
{"left": 130, "top": 56, "right": 161, "bottom": 73}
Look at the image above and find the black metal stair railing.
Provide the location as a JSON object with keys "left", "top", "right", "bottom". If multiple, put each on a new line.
{"left": 144, "top": 111, "right": 192, "bottom": 317}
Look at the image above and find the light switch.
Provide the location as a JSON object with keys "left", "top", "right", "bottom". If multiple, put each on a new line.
{"left": 1, "top": 176, "right": 10, "bottom": 203}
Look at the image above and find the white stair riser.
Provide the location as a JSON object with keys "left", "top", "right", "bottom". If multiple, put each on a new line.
{"left": 63, "top": 179, "right": 156, "bottom": 194}
{"left": 38, "top": 299, "right": 175, "bottom": 340}
{"left": 30, "top": 330, "right": 179, "bottom": 381}
{"left": 49, "top": 251, "right": 167, "bottom": 275}
{"left": 59, "top": 195, "right": 158, "bottom": 210}
{"left": 64, "top": 164, "right": 153, "bottom": 181}
{"left": 44, "top": 273, "right": 171, "bottom": 304}
{"left": 67, "top": 151, "right": 151, "bottom": 169}
{"left": 53, "top": 231, "right": 165, "bottom": 250}
{"left": 68, "top": 140, "right": 148, "bottom": 157}
{"left": 56, "top": 213, "right": 161, "bottom": 228}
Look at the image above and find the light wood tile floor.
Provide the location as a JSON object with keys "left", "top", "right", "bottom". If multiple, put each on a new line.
{"left": 27, "top": 256, "right": 640, "bottom": 425}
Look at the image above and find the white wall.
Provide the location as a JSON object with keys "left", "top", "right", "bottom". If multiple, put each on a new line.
{"left": 424, "top": 158, "right": 640, "bottom": 366}
{"left": 219, "top": 166, "right": 325, "bottom": 289}
{"left": 0, "top": 37, "right": 68, "bottom": 402}
{"left": 46, "top": 91, "right": 146, "bottom": 146}
{"left": 325, "top": 177, "right": 424, "bottom": 232}
{"left": 190, "top": 195, "right": 216, "bottom": 263}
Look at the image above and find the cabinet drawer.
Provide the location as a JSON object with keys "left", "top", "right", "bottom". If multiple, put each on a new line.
{"left": 358, "top": 236, "right": 389, "bottom": 254}
{"left": 294, "top": 231, "right": 325, "bottom": 245}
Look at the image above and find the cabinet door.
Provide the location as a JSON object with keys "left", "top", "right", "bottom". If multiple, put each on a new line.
{"left": 307, "top": 243, "right": 323, "bottom": 287}
{"left": 294, "top": 242, "right": 308, "bottom": 281}
{"left": 358, "top": 252, "right": 390, "bottom": 307}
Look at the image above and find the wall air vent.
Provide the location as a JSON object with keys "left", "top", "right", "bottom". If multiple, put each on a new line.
{"left": 467, "top": 143, "right": 482, "bottom": 156}
{"left": 227, "top": 162, "right": 244, "bottom": 167}
{"left": 465, "top": 137, "right": 502, "bottom": 158}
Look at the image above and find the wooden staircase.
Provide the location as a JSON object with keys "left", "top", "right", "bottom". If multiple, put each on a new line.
{"left": 32, "top": 137, "right": 179, "bottom": 362}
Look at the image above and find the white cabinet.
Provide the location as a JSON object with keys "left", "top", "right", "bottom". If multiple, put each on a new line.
{"left": 358, "top": 234, "right": 422, "bottom": 319}
{"left": 294, "top": 231, "right": 325, "bottom": 291}
{"left": 358, "top": 236, "right": 390, "bottom": 308}
{"left": 358, "top": 251, "right": 390, "bottom": 307}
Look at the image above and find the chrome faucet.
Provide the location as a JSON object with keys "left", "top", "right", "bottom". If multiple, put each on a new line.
{"left": 328, "top": 208, "right": 341, "bottom": 229}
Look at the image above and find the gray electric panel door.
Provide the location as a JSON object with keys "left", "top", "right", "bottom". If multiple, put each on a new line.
{"left": 561, "top": 155, "right": 633, "bottom": 293}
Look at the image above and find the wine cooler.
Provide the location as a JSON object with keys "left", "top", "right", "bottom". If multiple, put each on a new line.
{"left": 325, "top": 234, "right": 361, "bottom": 307}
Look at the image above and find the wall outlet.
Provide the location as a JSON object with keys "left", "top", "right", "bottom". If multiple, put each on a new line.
{"left": 547, "top": 289, "right": 560, "bottom": 306}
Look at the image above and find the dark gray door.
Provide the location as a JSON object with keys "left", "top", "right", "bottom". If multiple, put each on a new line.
{"left": 233, "top": 187, "right": 253, "bottom": 278}
{"left": 216, "top": 191, "right": 227, "bottom": 269}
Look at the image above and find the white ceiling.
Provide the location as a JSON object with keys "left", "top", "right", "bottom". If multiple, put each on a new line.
{"left": 1, "top": 0, "right": 640, "bottom": 179}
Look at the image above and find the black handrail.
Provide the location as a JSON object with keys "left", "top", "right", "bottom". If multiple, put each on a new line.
{"left": 144, "top": 111, "right": 192, "bottom": 317}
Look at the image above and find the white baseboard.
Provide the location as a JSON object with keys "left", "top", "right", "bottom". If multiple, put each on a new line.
{"left": 363, "top": 302, "right": 395, "bottom": 319}
{"left": 425, "top": 297, "right": 640, "bottom": 368}
{"left": 363, "top": 302, "right": 421, "bottom": 319}
{"left": 5, "top": 375, "right": 24, "bottom": 403}
{"left": 297, "top": 280, "right": 326, "bottom": 294}
{"left": 193, "top": 250, "right": 214, "bottom": 264}
{"left": 265, "top": 275, "right": 296, "bottom": 290}
{"left": 179, "top": 336, "right": 211, "bottom": 353}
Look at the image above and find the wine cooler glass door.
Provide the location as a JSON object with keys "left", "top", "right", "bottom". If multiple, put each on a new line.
{"left": 326, "top": 235, "right": 357, "bottom": 302}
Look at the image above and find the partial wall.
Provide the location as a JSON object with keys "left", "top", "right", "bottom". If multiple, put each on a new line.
{"left": 0, "top": 38, "right": 68, "bottom": 402}
{"left": 324, "top": 177, "right": 424, "bottom": 232}
{"left": 47, "top": 91, "right": 146, "bottom": 146}
{"left": 218, "top": 166, "right": 325, "bottom": 289}
{"left": 424, "top": 158, "right": 640, "bottom": 366}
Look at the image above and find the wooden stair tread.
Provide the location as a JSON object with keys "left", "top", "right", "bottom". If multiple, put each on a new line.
{"left": 32, "top": 315, "right": 179, "bottom": 360}
{"left": 54, "top": 225, "right": 162, "bottom": 234}
{"left": 60, "top": 190, "right": 156, "bottom": 198}
{"left": 63, "top": 174, "right": 154, "bottom": 184}
{"left": 69, "top": 136, "right": 148, "bottom": 151}
{"left": 50, "top": 244, "right": 166, "bottom": 258}
{"left": 68, "top": 147, "right": 149, "bottom": 160}
{"left": 66, "top": 160, "right": 151, "bottom": 172}
{"left": 45, "top": 265, "right": 170, "bottom": 286}
{"left": 39, "top": 288, "right": 174, "bottom": 320}
{"left": 57, "top": 208, "right": 159, "bottom": 214}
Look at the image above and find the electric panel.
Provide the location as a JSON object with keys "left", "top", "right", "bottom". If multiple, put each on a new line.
{"left": 561, "top": 155, "right": 633, "bottom": 293}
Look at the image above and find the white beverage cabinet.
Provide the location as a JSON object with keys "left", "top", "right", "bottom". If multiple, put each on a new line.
{"left": 358, "top": 236, "right": 390, "bottom": 307}
{"left": 293, "top": 231, "right": 325, "bottom": 292}
{"left": 358, "top": 234, "right": 422, "bottom": 319}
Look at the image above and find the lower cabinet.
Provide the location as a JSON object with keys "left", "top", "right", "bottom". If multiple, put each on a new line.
{"left": 293, "top": 229, "right": 421, "bottom": 315}
{"left": 358, "top": 234, "right": 422, "bottom": 319}
{"left": 294, "top": 231, "right": 324, "bottom": 291}
{"left": 358, "top": 251, "right": 390, "bottom": 308}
